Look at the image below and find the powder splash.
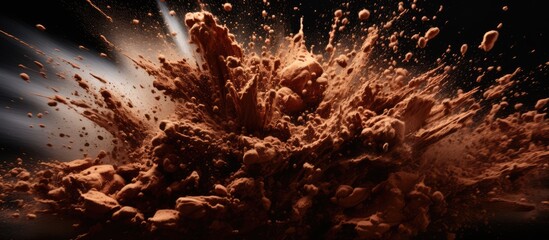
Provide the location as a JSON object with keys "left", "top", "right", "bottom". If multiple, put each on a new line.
{"left": 0, "top": 1, "right": 548, "bottom": 240}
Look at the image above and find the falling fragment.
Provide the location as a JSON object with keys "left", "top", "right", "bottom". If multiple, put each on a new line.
{"left": 358, "top": 9, "right": 370, "bottom": 21}
{"left": 33, "top": 61, "right": 44, "bottom": 69}
{"left": 535, "top": 98, "right": 549, "bottom": 110}
{"left": 35, "top": 24, "right": 46, "bottom": 31}
{"left": 460, "top": 44, "right": 468, "bottom": 56}
{"left": 479, "top": 30, "right": 499, "bottom": 52}
{"left": 19, "top": 73, "right": 30, "bottom": 81}
{"left": 334, "top": 9, "right": 343, "bottom": 18}
{"left": 100, "top": 35, "right": 115, "bottom": 48}
{"left": 85, "top": 0, "right": 113, "bottom": 22}
{"left": 418, "top": 36, "right": 427, "bottom": 48}
{"left": 425, "top": 27, "right": 440, "bottom": 40}
{"left": 223, "top": 3, "right": 233, "bottom": 12}
{"left": 404, "top": 52, "right": 413, "bottom": 62}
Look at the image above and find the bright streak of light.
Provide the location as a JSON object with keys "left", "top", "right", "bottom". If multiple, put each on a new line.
{"left": 0, "top": 22, "right": 174, "bottom": 161}
{"left": 0, "top": 0, "right": 198, "bottom": 161}
{"left": 157, "top": 0, "right": 197, "bottom": 64}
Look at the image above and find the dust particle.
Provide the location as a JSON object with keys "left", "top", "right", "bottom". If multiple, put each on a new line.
{"left": 35, "top": 24, "right": 46, "bottom": 31}
{"left": 358, "top": 9, "right": 370, "bottom": 21}
{"left": 335, "top": 9, "right": 343, "bottom": 18}
{"left": 223, "top": 3, "right": 233, "bottom": 12}
{"left": 479, "top": 30, "right": 499, "bottom": 52}
{"left": 460, "top": 44, "right": 468, "bottom": 56}
{"left": 19, "top": 73, "right": 30, "bottom": 81}
{"left": 425, "top": 27, "right": 440, "bottom": 40}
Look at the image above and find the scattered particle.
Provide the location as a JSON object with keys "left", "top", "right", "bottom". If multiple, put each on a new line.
{"left": 404, "top": 52, "right": 413, "bottom": 62}
{"left": 398, "top": 3, "right": 405, "bottom": 12}
{"left": 514, "top": 103, "right": 523, "bottom": 110}
{"left": 20, "top": 73, "right": 30, "bottom": 81}
{"left": 358, "top": 9, "right": 370, "bottom": 21}
{"left": 33, "top": 61, "right": 44, "bottom": 69}
{"left": 334, "top": 9, "right": 343, "bottom": 18}
{"left": 460, "top": 44, "right": 468, "bottom": 56}
{"left": 425, "top": 27, "right": 440, "bottom": 40}
{"left": 223, "top": 3, "right": 233, "bottom": 12}
{"left": 418, "top": 37, "right": 427, "bottom": 48}
{"left": 535, "top": 98, "right": 549, "bottom": 110}
{"left": 86, "top": 0, "right": 113, "bottom": 22}
{"left": 35, "top": 24, "right": 46, "bottom": 31}
{"left": 479, "top": 30, "right": 499, "bottom": 52}
{"left": 100, "top": 35, "right": 114, "bottom": 48}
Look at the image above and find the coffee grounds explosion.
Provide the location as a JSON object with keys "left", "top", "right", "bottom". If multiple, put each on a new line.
{"left": 1, "top": 2, "right": 548, "bottom": 240}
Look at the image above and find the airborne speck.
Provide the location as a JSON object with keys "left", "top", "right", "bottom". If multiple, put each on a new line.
{"left": 223, "top": 3, "right": 233, "bottom": 12}
{"left": 35, "top": 24, "right": 46, "bottom": 31}
{"left": 479, "top": 30, "right": 499, "bottom": 52}
{"left": 358, "top": 9, "right": 370, "bottom": 21}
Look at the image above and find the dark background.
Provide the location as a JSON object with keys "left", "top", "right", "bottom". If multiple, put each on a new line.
{"left": 2, "top": 0, "right": 546, "bottom": 113}
{"left": 1, "top": 0, "right": 548, "bottom": 68}
{"left": 1, "top": 0, "right": 548, "bottom": 239}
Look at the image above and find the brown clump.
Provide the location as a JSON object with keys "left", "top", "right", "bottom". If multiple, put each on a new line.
{"left": 80, "top": 190, "right": 120, "bottom": 217}
{"left": 460, "top": 43, "right": 468, "bottom": 56}
{"left": 479, "top": 30, "right": 499, "bottom": 52}
{"left": 358, "top": 9, "right": 371, "bottom": 20}
{"left": 417, "top": 27, "right": 440, "bottom": 48}
{"left": 425, "top": 27, "right": 440, "bottom": 40}
{"left": 35, "top": 24, "right": 46, "bottom": 31}
{"left": 223, "top": 3, "right": 233, "bottom": 12}
{"left": 19, "top": 73, "right": 30, "bottom": 81}
{"left": 535, "top": 98, "right": 549, "bottom": 110}
{"left": 86, "top": 0, "right": 113, "bottom": 22}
